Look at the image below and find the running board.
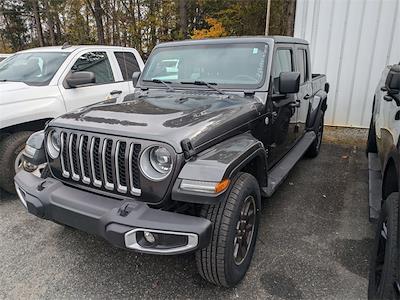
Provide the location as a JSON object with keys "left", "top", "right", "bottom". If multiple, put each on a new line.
{"left": 368, "top": 152, "right": 382, "bottom": 222}
{"left": 262, "top": 131, "right": 316, "bottom": 198}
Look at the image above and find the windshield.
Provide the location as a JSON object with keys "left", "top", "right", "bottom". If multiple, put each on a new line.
{"left": 141, "top": 43, "right": 269, "bottom": 88}
{"left": 0, "top": 52, "right": 70, "bottom": 86}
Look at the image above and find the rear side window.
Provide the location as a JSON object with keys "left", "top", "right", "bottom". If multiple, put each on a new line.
{"left": 272, "top": 49, "right": 293, "bottom": 92}
{"left": 297, "top": 49, "right": 309, "bottom": 83}
{"left": 114, "top": 52, "right": 140, "bottom": 81}
{"left": 71, "top": 51, "right": 114, "bottom": 84}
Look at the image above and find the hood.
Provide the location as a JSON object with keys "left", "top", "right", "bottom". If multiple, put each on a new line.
{"left": 51, "top": 90, "right": 263, "bottom": 153}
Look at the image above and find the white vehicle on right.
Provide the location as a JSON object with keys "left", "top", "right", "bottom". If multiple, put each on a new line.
{"left": 367, "top": 62, "right": 400, "bottom": 299}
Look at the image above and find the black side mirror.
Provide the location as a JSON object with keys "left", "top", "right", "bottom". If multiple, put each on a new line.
{"left": 385, "top": 65, "right": 400, "bottom": 95}
{"left": 66, "top": 71, "right": 95, "bottom": 88}
{"left": 132, "top": 71, "right": 141, "bottom": 87}
{"left": 279, "top": 72, "right": 300, "bottom": 94}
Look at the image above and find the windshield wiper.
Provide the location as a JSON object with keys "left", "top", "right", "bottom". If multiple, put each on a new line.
{"left": 180, "top": 80, "right": 225, "bottom": 95}
{"left": 143, "top": 79, "right": 174, "bottom": 91}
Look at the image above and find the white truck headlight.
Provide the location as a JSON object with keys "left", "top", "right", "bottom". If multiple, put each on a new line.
{"left": 140, "top": 146, "right": 172, "bottom": 181}
{"left": 46, "top": 129, "right": 61, "bottom": 159}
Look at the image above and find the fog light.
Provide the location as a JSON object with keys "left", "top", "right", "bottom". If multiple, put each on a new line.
{"left": 143, "top": 231, "right": 156, "bottom": 243}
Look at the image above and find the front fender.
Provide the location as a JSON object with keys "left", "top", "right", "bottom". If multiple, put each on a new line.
{"left": 172, "top": 132, "right": 267, "bottom": 204}
{"left": 0, "top": 97, "right": 65, "bottom": 129}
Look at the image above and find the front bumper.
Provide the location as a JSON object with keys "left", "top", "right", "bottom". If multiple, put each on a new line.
{"left": 14, "top": 171, "right": 212, "bottom": 255}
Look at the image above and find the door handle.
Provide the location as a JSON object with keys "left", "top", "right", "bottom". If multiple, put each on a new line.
{"left": 110, "top": 90, "right": 122, "bottom": 95}
{"left": 289, "top": 100, "right": 301, "bottom": 108}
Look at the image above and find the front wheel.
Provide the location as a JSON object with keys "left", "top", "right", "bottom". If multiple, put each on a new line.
{"left": 195, "top": 172, "right": 261, "bottom": 287}
{"left": 0, "top": 131, "right": 33, "bottom": 194}
{"left": 368, "top": 193, "right": 399, "bottom": 299}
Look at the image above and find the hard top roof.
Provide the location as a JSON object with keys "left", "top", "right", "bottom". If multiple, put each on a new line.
{"left": 157, "top": 36, "right": 308, "bottom": 48}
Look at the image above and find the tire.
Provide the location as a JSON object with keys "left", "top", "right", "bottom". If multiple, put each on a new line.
{"left": 368, "top": 192, "right": 399, "bottom": 299}
{"left": 305, "top": 115, "right": 324, "bottom": 158}
{"left": 367, "top": 116, "right": 378, "bottom": 154}
{"left": 0, "top": 131, "right": 33, "bottom": 194}
{"left": 195, "top": 172, "right": 261, "bottom": 287}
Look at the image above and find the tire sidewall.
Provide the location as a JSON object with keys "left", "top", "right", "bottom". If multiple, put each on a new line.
{"left": 224, "top": 174, "right": 261, "bottom": 286}
{"left": 368, "top": 192, "right": 399, "bottom": 299}
{"left": 0, "top": 131, "right": 33, "bottom": 193}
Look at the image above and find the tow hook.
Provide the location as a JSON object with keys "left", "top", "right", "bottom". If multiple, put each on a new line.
{"left": 118, "top": 202, "right": 138, "bottom": 217}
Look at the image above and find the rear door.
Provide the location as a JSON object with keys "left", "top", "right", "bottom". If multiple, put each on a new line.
{"left": 113, "top": 50, "right": 143, "bottom": 94}
{"left": 295, "top": 45, "right": 312, "bottom": 135}
{"left": 59, "top": 49, "right": 127, "bottom": 112}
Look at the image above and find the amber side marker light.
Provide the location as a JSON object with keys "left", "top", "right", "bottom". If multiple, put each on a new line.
{"left": 215, "top": 179, "right": 230, "bottom": 193}
{"left": 180, "top": 178, "right": 231, "bottom": 194}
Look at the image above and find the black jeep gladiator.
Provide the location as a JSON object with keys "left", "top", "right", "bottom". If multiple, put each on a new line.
{"left": 15, "top": 36, "right": 328, "bottom": 287}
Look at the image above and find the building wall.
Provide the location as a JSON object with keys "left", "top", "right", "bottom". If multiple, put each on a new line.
{"left": 294, "top": 0, "right": 400, "bottom": 128}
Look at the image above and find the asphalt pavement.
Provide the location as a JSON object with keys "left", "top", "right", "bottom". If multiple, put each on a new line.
{"left": 0, "top": 130, "right": 375, "bottom": 299}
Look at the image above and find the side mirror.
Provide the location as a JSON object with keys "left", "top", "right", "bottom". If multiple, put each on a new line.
{"left": 132, "top": 71, "right": 141, "bottom": 87}
{"left": 279, "top": 72, "right": 300, "bottom": 94}
{"left": 66, "top": 71, "right": 95, "bottom": 88}
{"left": 385, "top": 65, "right": 400, "bottom": 95}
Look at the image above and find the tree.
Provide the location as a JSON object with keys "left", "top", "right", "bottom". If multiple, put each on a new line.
{"left": 191, "top": 17, "right": 227, "bottom": 39}
{"left": 85, "top": 0, "right": 105, "bottom": 44}
{"left": 31, "top": 0, "right": 45, "bottom": 46}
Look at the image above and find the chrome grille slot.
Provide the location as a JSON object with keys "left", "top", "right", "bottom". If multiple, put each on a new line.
{"left": 129, "top": 143, "right": 141, "bottom": 196}
{"left": 56, "top": 130, "right": 143, "bottom": 197}
{"left": 69, "top": 133, "right": 80, "bottom": 181}
{"left": 102, "top": 139, "right": 114, "bottom": 190}
{"left": 90, "top": 137, "right": 102, "bottom": 187}
{"left": 115, "top": 141, "right": 127, "bottom": 193}
{"left": 60, "top": 132, "right": 70, "bottom": 178}
{"left": 79, "top": 135, "right": 90, "bottom": 184}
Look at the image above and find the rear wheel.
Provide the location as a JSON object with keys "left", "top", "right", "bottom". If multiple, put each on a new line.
{"left": 305, "top": 115, "right": 324, "bottom": 158}
{"left": 195, "top": 172, "right": 261, "bottom": 287}
{"left": 368, "top": 193, "right": 399, "bottom": 299}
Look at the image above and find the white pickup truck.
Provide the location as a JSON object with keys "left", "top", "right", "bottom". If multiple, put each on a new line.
{"left": 0, "top": 45, "right": 144, "bottom": 193}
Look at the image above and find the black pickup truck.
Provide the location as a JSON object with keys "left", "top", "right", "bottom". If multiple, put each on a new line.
{"left": 15, "top": 36, "right": 328, "bottom": 287}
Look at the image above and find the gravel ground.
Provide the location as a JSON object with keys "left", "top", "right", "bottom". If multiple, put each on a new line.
{"left": 0, "top": 131, "right": 374, "bottom": 299}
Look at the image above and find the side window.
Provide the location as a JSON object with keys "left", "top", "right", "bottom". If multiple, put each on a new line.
{"left": 114, "top": 52, "right": 141, "bottom": 81}
{"left": 71, "top": 52, "right": 114, "bottom": 84}
{"left": 272, "top": 49, "right": 293, "bottom": 92}
{"left": 297, "top": 49, "right": 309, "bottom": 83}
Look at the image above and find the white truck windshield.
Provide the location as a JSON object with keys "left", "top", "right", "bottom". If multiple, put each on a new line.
{"left": 0, "top": 52, "right": 70, "bottom": 86}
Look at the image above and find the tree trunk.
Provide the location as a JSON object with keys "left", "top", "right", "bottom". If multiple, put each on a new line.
{"left": 179, "top": 0, "right": 188, "bottom": 38}
{"left": 86, "top": 0, "right": 105, "bottom": 44}
{"left": 32, "top": 0, "right": 44, "bottom": 46}
{"left": 43, "top": 0, "right": 56, "bottom": 45}
{"left": 286, "top": 0, "right": 296, "bottom": 36}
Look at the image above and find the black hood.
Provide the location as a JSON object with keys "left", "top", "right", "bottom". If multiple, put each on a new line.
{"left": 51, "top": 90, "right": 263, "bottom": 153}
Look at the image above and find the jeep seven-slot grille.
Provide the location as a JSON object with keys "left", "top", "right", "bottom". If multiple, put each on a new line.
{"left": 58, "top": 131, "right": 141, "bottom": 196}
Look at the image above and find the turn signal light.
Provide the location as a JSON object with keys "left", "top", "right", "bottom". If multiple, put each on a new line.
{"left": 215, "top": 179, "right": 230, "bottom": 193}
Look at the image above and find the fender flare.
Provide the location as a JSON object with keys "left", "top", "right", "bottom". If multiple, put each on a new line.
{"left": 306, "top": 90, "right": 327, "bottom": 131}
{"left": 172, "top": 132, "right": 267, "bottom": 204}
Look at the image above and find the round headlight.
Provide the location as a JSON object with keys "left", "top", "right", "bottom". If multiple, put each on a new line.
{"left": 46, "top": 130, "right": 60, "bottom": 159}
{"left": 140, "top": 146, "right": 173, "bottom": 181}
{"left": 149, "top": 147, "right": 172, "bottom": 174}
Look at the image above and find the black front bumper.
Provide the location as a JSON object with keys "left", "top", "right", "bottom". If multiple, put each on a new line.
{"left": 14, "top": 171, "right": 212, "bottom": 255}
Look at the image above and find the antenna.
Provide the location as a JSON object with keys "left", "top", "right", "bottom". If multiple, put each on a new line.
{"left": 61, "top": 42, "right": 71, "bottom": 49}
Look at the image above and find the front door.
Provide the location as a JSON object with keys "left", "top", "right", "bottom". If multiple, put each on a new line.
{"left": 267, "top": 47, "right": 298, "bottom": 166}
{"left": 59, "top": 50, "right": 128, "bottom": 112}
